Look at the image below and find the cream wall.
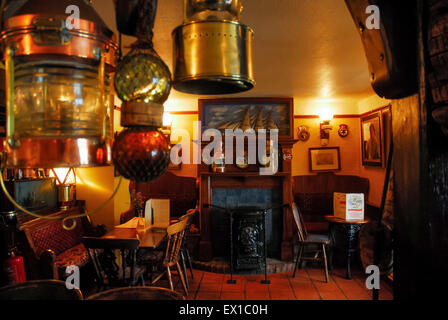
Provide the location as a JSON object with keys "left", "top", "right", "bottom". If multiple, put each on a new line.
{"left": 358, "top": 95, "right": 391, "bottom": 114}
{"left": 293, "top": 97, "right": 360, "bottom": 116}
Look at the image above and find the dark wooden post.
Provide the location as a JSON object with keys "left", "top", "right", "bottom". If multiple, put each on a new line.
{"left": 392, "top": 0, "right": 448, "bottom": 299}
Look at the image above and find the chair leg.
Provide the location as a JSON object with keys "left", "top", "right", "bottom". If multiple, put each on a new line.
{"left": 180, "top": 250, "right": 190, "bottom": 289}
{"left": 328, "top": 247, "right": 334, "bottom": 271}
{"left": 185, "top": 248, "right": 194, "bottom": 279}
{"left": 167, "top": 266, "right": 174, "bottom": 291}
{"left": 293, "top": 244, "right": 303, "bottom": 278}
{"left": 177, "top": 262, "right": 189, "bottom": 296}
{"left": 322, "top": 244, "right": 329, "bottom": 283}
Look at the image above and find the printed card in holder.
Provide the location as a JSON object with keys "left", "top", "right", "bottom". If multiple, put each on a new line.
{"left": 333, "top": 192, "right": 365, "bottom": 221}
{"left": 145, "top": 199, "right": 170, "bottom": 230}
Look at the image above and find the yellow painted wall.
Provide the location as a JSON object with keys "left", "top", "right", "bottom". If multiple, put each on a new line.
{"left": 75, "top": 166, "right": 116, "bottom": 230}
{"left": 170, "top": 113, "right": 199, "bottom": 178}
{"left": 292, "top": 117, "right": 361, "bottom": 176}
{"left": 291, "top": 93, "right": 392, "bottom": 207}
{"left": 358, "top": 95, "right": 391, "bottom": 114}
{"left": 112, "top": 106, "right": 131, "bottom": 222}
{"left": 73, "top": 107, "right": 130, "bottom": 231}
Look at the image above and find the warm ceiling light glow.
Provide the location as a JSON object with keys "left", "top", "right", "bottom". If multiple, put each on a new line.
{"left": 318, "top": 107, "right": 334, "bottom": 122}
{"left": 321, "top": 84, "right": 332, "bottom": 98}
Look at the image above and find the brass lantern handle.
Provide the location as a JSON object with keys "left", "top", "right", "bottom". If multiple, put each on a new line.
{"left": 98, "top": 49, "right": 108, "bottom": 141}
{"left": 5, "top": 46, "right": 20, "bottom": 149}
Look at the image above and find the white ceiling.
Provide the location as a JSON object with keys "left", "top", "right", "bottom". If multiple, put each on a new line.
{"left": 94, "top": 0, "right": 374, "bottom": 111}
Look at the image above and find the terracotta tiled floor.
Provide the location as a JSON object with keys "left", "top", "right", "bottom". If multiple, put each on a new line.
{"left": 156, "top": 267, "right": 394, "bottom": 300}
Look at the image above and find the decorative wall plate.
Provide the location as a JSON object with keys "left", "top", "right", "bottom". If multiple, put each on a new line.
{"left": 338, "top": 124, "right": 349, "bottom": 137}
{"left": 235, "top": 152, "right": 249, "bottom": 169}
{"left": 297, "top": 125, "right": 310, "bottom": 141}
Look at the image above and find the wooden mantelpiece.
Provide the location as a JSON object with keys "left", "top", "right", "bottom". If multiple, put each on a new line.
{"left": 198, "top": 138, "right": 298, "bottom": 262}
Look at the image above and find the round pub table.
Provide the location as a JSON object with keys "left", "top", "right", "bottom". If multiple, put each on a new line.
{"left": 324, "top": 216, "right": 370, "bottom": 279}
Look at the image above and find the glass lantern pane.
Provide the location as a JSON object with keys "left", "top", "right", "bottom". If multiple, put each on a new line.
{"left": 14, "top": 61, "right": 111, "bottom": 139}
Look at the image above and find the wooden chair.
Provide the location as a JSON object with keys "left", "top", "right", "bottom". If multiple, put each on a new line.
{"left": 179, "top": 209, "right": 197, "bottom": 289}
{"left": 81, "top": 237, "right": 146, "bottom": 292}
{"left": 291, "top": 203, "right": 331, "bottom": 283}
{"left": 146, "top": 219, "right": 189, "bottom": 296}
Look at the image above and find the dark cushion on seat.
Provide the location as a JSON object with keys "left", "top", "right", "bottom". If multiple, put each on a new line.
{"left": 305, "top": 222, "right": 329, "bottom": 234}
{"left": 304, "top": 234, "right": 330, "bottom": 244}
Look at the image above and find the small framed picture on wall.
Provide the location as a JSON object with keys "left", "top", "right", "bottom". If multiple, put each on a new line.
{"left": 309, "top": 147, "right": 341, "bottom": 172}
{"left": 361, "top": 111, "right": 383, "bottom": 167}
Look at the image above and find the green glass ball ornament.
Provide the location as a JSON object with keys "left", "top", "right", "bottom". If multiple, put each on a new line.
{"left": 114, "top": 46, "right": 172, "bottom": 103}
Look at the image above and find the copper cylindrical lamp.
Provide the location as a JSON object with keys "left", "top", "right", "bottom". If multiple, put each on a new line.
{"left": 0, "top": 0, "right": 118, "bottom": 168}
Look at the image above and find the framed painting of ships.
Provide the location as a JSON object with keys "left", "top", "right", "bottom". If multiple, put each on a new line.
{"left": 199, "top": 98, "right": 294, "bottom": 140}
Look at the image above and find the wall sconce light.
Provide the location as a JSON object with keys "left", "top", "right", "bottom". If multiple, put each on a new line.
{"left": 318, "top": 108, "right": 334, "bottom": 146}
{"left": 161, "top": 112, "right": 173, "bottom": 141}
{"left": 50, "top": 168, "right": 76, "bottom": 211}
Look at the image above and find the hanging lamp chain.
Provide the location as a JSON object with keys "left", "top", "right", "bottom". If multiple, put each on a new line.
{"left": 131, "top": 0, "right": 157, "bottom": 50}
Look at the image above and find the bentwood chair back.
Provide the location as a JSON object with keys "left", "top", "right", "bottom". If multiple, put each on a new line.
{"left": 179, "top": 209, "right": 197, "bottom": 287}
{"left": 0, "top": 280, "right": 83, "bottom": 300}
{"left": 292, "top": 202, "right": 307, "bottom": 242}
{"left": 81, "top": 237, "right": 145, "bottom": 291}
{"left": 150, "top": 219, "right": 188, "bottom": 296}
{"left": 291, "top": 203, "right": 330, "bottom": 283}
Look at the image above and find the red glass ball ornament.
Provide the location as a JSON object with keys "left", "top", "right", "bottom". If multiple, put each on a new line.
{"left": 112, "top": 127, "right": 170, "bottom": 183}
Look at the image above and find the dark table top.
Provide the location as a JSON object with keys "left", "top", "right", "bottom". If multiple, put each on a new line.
{"left": 324, "top": 215, "right": 370, "bottom": 224}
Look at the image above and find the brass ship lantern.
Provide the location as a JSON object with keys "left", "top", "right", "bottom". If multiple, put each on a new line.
{"left": 0, "top": 0, "right": 118, "bottom": 229}
{"left": 0, "top": 0, "right": 118, "bottom": 168}
{"left": 172, "top": 0, "right": 255, "bottom": 94}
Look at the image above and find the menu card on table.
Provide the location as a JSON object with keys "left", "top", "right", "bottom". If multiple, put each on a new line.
{"left": 144, "top": 199, "right": 170, "bottom": 230}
